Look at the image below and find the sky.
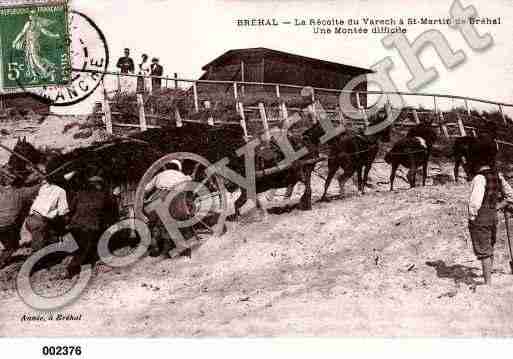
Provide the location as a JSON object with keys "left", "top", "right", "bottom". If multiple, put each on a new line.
{"left": 50, "top": 0, "right": 513, "bottom": 115}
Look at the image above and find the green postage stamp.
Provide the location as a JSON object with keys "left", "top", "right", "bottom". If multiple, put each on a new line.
{"left": 0, "top": 1, "right": 70, "bottom": 89}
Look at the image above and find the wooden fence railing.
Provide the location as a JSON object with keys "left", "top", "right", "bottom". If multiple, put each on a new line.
{"left": 91, "top": 70, "right": 513, "bottom": 147}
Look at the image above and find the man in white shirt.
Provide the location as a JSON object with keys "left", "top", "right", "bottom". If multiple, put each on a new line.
{"left": 467, "top": 139, "right": 513, "bottom": 285}
{"left": 144, "top": 160, "right": 190, "bottom": 195}
{"left": 25, "top": 170, "right": 71, "bottom": 251}
{"left": 144, "top": 160, "right": 195, "bottom": 258}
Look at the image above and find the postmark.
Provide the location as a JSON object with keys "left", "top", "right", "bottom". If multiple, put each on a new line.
{"left": 0, "top": 1, "right": 71, "bottom": 89}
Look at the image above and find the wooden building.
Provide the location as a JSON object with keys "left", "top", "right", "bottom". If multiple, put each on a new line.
{"left": 198, "top": 47, "right": 372, "bottom": 107}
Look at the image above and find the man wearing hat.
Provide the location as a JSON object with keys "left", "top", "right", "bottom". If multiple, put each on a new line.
{"left": 66, "top": 175, "right": 118, "bottom": 278}
{"left": 150, "top": 57, "right": 163, "bottom": 93}
{"left": 467, "top": 138, "right": 513, "bottom": 286}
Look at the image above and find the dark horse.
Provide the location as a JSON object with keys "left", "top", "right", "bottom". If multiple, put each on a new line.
{"left": 453, "top": 123, "right": 497, "bottom": 182}
{"left": 453, "top": 136, "right": 477, "bottom": 182}
{"left": 385, "top": 120, "right": 438, "bottom": 190}
{"left": 319, "top": 116, "right": 391, "bottom": 201}
{"left": 232, "top": 121, "right": 325, "bottom": 217}
{"left": 6, "top": 137, "right": 44, "bottom": 182}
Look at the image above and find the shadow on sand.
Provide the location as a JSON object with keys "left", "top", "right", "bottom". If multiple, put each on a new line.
{"left": 426, "top": 260, "right": 481, "bottom": 286}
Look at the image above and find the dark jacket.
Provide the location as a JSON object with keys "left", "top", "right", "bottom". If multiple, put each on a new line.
{"left": 151, "top": 63, "right": 164, "bottom": 88}
{"left": 69, "top": 189, "right": 117, "bottom": 231}
{"left": 116, "top": 56, "right": 135, "bottom": 73}
{"left": 475, "top": 168, "right": 501, "bottom": 225}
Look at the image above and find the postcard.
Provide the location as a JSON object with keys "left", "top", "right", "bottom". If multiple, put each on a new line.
{"left": 1, "top": 0, "right": 513, "bottom": 355}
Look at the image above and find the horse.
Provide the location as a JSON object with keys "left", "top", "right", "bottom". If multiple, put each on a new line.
{"left": 453, "top": 136, "right": 476, "bottom": 182}
{"left": 6, "top": 137, "right": 44, "bottom": 182}
{"left": 232, "top": 121, "right": 325, "bottom": 217}
{"left": 453, "top": 122, "right": 498, "bottom": 182}
{"left": 319, "top": 114, "right": 391, "bottom": 201}
{"left": 319, "top": 126, "right": 391, "bottom": 200}
{"left": 385, "top": 121, "right": 438, "bottom": 190}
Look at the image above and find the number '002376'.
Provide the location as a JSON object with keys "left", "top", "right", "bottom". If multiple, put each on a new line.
{"left": 42, "top": 346, "right": 82, "bottom": 356}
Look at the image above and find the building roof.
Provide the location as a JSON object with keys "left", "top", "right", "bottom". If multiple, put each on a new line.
{"left": 201, "top": 47, "right": 373, "bottom": 74}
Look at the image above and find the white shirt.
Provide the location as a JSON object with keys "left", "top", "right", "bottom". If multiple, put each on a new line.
{"left": 468, "top": 167, "right": 513, "bottom": 220}
{"left": 30, "top": 182, "right": 69, "bottom": 219}
{"left": 144, "top": 170, "right": 191, "bottom": 193}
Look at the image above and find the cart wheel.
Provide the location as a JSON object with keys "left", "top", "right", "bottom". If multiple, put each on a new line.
{"left": 134, "top": 152, "right": 229, "bottom": 252}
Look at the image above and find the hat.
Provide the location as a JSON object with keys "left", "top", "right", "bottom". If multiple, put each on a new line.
{"left": 152, "top": 57, "right": 159, "bottom": 62}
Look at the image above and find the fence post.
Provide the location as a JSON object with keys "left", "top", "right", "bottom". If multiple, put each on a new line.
{"left": 280, "top": 102, "right": 289, "bottom": 129}
{"left": 441, "top": 124, "right": 449, "bottom": 138}
{"left": 456, "top": 113, "right": 467, "bottom": 136}
{"left": 499, "top": 104, "right": 507, "bottom": 126}
{"left": 275, "top": 84, "right": 280, "bottom": 98}
{"left": 464, "top": 99, "right": 471, "bottom": 119}
{"left": 356, "top": 92, "right": 368, "bottom": 128}
{"left": 237, "top": 102, "right": 249, "bottom": 141}
{"left": 175, "top": 108, "right": 183, "bottom": 127}
{"left": 258, "top": 102, "right": 271, "bottom": 142}
{"left": 233, "top": 82, "right": 238, "bottom": 99}
{"left": 174, "top": 73, "right": 178, "bottom": 89}
{"left": 103, "top": 99, "right": 113, "bottom": 134}
{"left": 205, "top": 101, "right": 214, "bottom": 126}
{"left": 193, "top": 82, "right": 199, "bottom": 112}
{"left": 412, "top": 109, "right": 420, "bottom": 124}
{"left": 137, "top": 94, "right": 147, "bottom": 131}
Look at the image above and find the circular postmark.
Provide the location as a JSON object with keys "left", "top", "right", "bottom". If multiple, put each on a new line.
{"left": 7, "top": 9, "right": 109, "bottom": 107}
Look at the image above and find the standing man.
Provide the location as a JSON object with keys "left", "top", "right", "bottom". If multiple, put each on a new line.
{"left": 66, "top": 176, "right": 118, "bottom": 278}
{"left": 150, "top": 57, "right": 163, "bottom": 93}
{"left": 467, "top": 139, "right": 513, "bottom": 286}
{"left": 116, "top": 48, "right": 135, "bottom": 92}
{"left": 116, "top": 48, "right": 135, "bottom": 74}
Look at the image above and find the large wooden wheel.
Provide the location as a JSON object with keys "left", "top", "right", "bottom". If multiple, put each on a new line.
{"left": 134, "top": 152, "right": 229, "bottom": 244}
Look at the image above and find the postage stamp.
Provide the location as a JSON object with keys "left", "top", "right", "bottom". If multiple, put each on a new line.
{"left": 0, "top": 0, "right": 70, "bottom": 89}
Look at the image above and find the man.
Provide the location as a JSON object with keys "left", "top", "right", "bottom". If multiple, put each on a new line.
{"left": 0, "top": 177, "right": 40, "bottom": 268}
{"left": 150, "top": 57, "right": 163, "bottom": 93}
{"left": 467, "top": 139, "right": 513, "bottom": 286}
{"left": 116, "top": 48, "right": 135, "bottom": 93}
{"left": 66, "top": 176, "right": 118, "bottom": 278}
{"left": 25, "top": 166, "right": 71, "bottom": 252}
{"left": 144, "top": 160, "right": 194, "bottom": 257}
{"left": 116, "top": 48, "right": 135, "bottom": 74}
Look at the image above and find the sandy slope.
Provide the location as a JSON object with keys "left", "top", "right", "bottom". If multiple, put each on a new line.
{"left": 1, "top": 166, "right": 513, "bottom": 337}
{"left": 2, "top": 117, "right": 513, "bottom": 336}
